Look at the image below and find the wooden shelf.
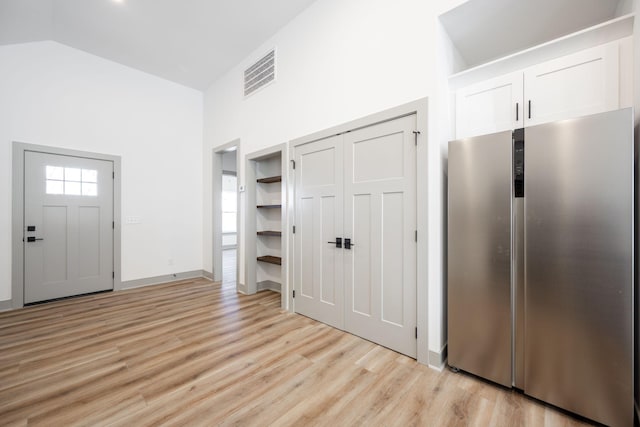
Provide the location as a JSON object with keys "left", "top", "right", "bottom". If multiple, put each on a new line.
{"left": 257, "top": 231, "right": 282, "bottom": 237}
{"left": 257, "top": 204, "right": 282, "bottom": 209}
{"left": 257, "top": 256, "right": 281, "bottom": 265}
{"left": 257, "top": 175, "right": 282, "bottom": 184}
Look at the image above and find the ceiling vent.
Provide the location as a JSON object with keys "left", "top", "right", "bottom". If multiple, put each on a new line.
{"left": 244, "top": 49, "right": 276, "bottom": 97}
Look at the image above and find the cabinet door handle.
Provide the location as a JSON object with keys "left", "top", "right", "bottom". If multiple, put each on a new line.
{"left": 528, "top": 100, "right": 531, "bottom": 119}
{"left": 516, "top": 103, "right": 519, "bottom": 121}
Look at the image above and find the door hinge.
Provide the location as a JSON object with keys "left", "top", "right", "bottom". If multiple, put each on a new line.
{"left": 293, "top": 225, "right": 296, "bottom": 234}
{"left": 112, "top": 271, "right": 115, "bottom": 279}
{"left": 293, "top": 290, "right": 296, "bottom": 298}
{"left": 291, "top": 160, "right": 296, "bottom": 169}
{"left": 415, "top": 230, "right": 417, "bottom": 242}
{"left": 412, "top": 130, "right": 420, "bottom": 145}
{"left": 415, "top": 327, "right": 418, "bottom": 339}
{"left": 112, "top": 221, "right": 115, "bottom": 229}
{"left": 112, "top": 171, "right": 115, "bottom": 179}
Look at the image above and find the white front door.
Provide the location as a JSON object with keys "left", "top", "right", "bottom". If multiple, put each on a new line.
{"left": 24, "top": 151, "right": 114, "bottom": 304}
{"left": 293, "top": 136, "right": 344, "bottom": 328}
{"left": 293, "top": 115, "right": 417, "bottom": 358}
{"left": 343, "top": 115, "right": 417, "bottom": 358}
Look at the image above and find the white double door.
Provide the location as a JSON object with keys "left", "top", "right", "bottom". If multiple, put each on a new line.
{"left": 24, "top": 151, "right": 114, "bottom": 304}
{"left": 294, "top": 115, "right": 417, "bottom": 357}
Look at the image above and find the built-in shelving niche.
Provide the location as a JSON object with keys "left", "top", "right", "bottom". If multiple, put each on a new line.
{"left": 245, "top": 144, "right": 287, "bottom": 306}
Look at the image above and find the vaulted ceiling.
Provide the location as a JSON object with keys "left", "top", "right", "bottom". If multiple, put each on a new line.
{"left": 0, "top": 0, "right": 318, "bottom": 90}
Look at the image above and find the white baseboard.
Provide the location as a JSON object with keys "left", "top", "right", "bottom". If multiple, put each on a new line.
{"left": 121, "top": 270, "right": 206, "bottom": 290}
{"left": 0, "top": 299, "right": 13, "bottom": 312}
{"left": 202, "top": 270, "right": 214, "bottom": 280}
{"left": 257, "top": 280, "right": 281, "bottom": 293}
{"left": 428, "top": 343, "right": 448, "bottom": 371}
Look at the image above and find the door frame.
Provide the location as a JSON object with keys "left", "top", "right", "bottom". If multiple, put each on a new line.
{"left": 11, "top": 142, "right": 122, "bottom": 309}
{"left": 211, "top": 139, "right": 241, "bottom": 286}
{"left": 288, "top": 98, "right": 429, "bottom": 365}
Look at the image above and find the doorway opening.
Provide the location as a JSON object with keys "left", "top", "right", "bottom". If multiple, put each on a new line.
{"left": 212, "top": 140, "right": 240, "bottom": 291}
{"left": 221, "top": 158, "right": 237, "bottom": 289}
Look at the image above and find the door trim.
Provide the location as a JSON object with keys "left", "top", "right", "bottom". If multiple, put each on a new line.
{"left": 288, "top": 98, "right": 429, "bottom": 365}
{"left": 12, "top": 142, "right": 122, "bottom": 309}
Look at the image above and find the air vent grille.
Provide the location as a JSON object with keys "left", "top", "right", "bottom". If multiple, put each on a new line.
{"left": 244, "top": 49, "right": 276, "bottom": 97}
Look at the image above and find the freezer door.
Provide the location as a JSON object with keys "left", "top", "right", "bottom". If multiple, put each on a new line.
{"left": 448, "top": 131, "right": 513, "bottom": 387}
{"left": 524, "top": 108, "right": 633, "bottom": 427}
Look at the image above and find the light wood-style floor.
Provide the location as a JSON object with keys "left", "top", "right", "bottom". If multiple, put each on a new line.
{"left": 0, "top": 278, "right": 591, "bottom": 426}
{"left": 223, "top": 248, "right": 236, "bottom": 287}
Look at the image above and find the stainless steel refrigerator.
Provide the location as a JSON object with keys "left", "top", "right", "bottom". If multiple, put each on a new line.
{"left": 447, "top": 108, "right": 634, "bottom": 427}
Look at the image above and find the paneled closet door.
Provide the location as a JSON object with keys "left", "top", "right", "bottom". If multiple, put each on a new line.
{"left": 343, "top": 115, "right": 417, "bottom": 358}
{"left": 293, "top": 115, "right": 418, "bottom": 358}
{"left": 293, "top": 135, "right": 345, "bottom": 329}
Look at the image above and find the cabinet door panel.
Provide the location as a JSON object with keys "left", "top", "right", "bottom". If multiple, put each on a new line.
{"left": 456, "top": 72, "right": 523, "bottom": 138}
{"left": 524, "top": 42, "right": 619, "bottom": 127}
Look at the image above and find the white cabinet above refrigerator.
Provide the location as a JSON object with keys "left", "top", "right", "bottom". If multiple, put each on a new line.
{"left": 455, "top": 41, "right": 620, "bottom": 138}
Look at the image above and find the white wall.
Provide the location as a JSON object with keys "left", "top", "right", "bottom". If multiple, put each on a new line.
{"left": 202, "top": 0, "right": 450, "bottom": 362}
{"left": 0, "top": 41, "right": 204, "bottom": 301}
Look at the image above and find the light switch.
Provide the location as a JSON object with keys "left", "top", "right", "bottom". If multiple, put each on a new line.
{"left": 125, "top": 216, "right": 142, "bottom": 224}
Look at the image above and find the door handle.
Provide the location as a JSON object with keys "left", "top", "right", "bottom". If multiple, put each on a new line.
{"left": 344, "top": 238, "right": 354, "bottom": 250}
{"left": 528, "top": 100, "right": 531, "bottom": 119}
{"left": 327, "top": 237, "right": 342, "bottom": 248}
{"left": 516, "top": 102, "right": 519, "bottom": 121}
{"left": 26, "top": 236, "right": 44, "bottom": 242}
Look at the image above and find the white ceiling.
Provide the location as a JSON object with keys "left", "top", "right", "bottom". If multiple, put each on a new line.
{"left": 0, "top": 0, "right": 318, "bottom": 90}
{"left": 440, "top": 0, "right": 626, "bottom": 69}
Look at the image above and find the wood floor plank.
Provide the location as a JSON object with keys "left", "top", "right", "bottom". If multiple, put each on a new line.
{"left": 0, "top": 278, "right": 592, "bottom": 426}
{"left": 0, "top": 347, "right": 121, "bottom": 392}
